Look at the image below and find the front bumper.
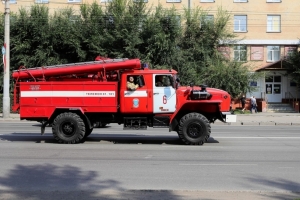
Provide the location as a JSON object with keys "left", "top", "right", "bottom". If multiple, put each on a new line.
{"left": 221, "top": 112, "right": 237, "bottom": 123}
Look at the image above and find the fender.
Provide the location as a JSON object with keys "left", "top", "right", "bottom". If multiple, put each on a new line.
{"left": 169, "top": 100, "right": 222, "bottom": 132}
{"left": 41, "top": 107, "right": 92, "bottom": 135}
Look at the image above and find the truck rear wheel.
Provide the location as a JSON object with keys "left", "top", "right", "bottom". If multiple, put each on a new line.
{"left": 52, "top": 112, "right": 85, "bottom": 144}
{"left": 178, "top": 113, "right": 211, "bottom": 145}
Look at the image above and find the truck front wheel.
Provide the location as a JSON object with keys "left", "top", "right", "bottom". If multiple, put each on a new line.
{"left": 84, "top": 127, "right": 93, "bottom": 139}
{"left": 52, "top": 112, "right": 85, "bottom": 144}
{"left": 178, "top": 113, "right": 211, "bottom": 145}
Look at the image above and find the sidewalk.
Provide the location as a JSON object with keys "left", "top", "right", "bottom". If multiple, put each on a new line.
{"left": 216, "top": 112, "right": 300, "bottom": 126}
{"left": 0, "top": 113, "right": 21, "bottom": 121}
{"left": 1, "top": 112, "right": 300, "bottom": 125}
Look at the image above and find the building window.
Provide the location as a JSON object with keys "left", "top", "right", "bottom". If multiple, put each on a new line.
{"left": 101, "top": 0, "right": 112, "bottom": 2}
{"left": 267, "top": 0, "right": 281, "bottom": 2}
{"left": 133, "top": 0, "right": 148, "bottom": 2}
{"left": 234, "top": 0, "right": 247, "bottom": 2}
{"left": 175, "top": 15, "right": 181, "bottom": 27}
{"left": 200, "top": 0, "right": 215, "bottom": 2}
{"left": 200, "top": 15, "right": 214, "bottom": 28}
{"left": 234, "top": 45, "right": 247, "bottom": 62}
{"left": 267, "top": 15, "right": 280, "bottom": 32}
{"left": 290, "top": 81, "right": 297, "bottom": 87}
{"left": 234, "top": 15, "right": 247, "bottom": 32}
{"left": 7, "top": 0, "right": 17, "bottom": 3}
{"left": 69, "top": 15, "right": 80, "bottom": 23}
{"left": 167, "top": 0, "right": 180, "bottom": 2}
{"left": 36, "top": 0, "right": 49, "bottom": 3}
{"left": 267, "top": 46, "right": 280, "bottom": 62}
{"left": 68, "top": 0, "right": 81, "bottom": 2}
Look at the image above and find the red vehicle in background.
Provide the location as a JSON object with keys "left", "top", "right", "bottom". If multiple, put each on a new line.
{"left": 12, "top": 57, "right": 236, "bottom": 145}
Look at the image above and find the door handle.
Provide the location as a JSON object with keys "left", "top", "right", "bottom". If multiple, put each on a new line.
{"left": 153, "top": 93, "right": 159, "bottom": 95}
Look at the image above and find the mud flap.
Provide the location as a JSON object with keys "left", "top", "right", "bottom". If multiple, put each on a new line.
{"left": 41, "top": 121, "right": 49, "bottom": 135}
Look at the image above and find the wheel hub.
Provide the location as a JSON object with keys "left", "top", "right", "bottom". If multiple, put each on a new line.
{"left": 61, "top": 122, "right": 76, "bottom": 137}
{"left": 187, "top": 123, "right": 203, "bottom": 138}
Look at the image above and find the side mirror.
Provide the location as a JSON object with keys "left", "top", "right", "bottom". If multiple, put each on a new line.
{"left": 137, "top": 76, "right": 144, "bottom": 87}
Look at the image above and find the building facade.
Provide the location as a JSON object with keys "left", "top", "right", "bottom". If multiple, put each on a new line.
{"left": 2, "top": 0, "right": 300, "bottom": 102}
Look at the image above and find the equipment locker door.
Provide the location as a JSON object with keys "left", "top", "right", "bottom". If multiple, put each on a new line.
{"left": 153, "top": 74, "right": 176, "bottom": 113}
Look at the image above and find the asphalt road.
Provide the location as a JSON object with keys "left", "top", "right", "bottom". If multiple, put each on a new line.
{"left": 0, "top": 121, "right": 299, "bottom": 200}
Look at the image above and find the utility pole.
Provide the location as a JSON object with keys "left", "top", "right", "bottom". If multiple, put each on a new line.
{"left": 2, "top": 0, "right": 10, "bottom": 118}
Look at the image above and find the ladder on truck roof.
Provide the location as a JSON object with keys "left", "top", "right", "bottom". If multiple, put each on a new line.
{"left": 12, "top": 58, "right": 129, "bottom": 73}
{"left": 12, "top": 58, "right": 141, "bottom": 80}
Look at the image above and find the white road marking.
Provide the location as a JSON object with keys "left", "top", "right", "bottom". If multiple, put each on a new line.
{"left": 278, "top": 167, "right": 294, "bottom": 169}
{"left": 179, "top": 164, "right": 258, "bottom": 166}
{"left": 145, "top": 155, "right": 153, "bottom": 159}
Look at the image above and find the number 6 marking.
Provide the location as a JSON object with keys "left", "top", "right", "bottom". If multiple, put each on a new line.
{"left": 163, "top": 95, "right": 167, "bottom": 104}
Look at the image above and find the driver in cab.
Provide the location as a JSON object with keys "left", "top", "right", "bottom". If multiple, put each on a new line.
{"left": 127, "top": 76, "right": 139, "bottom": 90}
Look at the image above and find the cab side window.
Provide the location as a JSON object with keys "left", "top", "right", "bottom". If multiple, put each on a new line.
{"left": 126, "top": 75, "right": 145, "bottom": 90}
{"left": 155, "top": 75, "right": 173, "bottom": 87}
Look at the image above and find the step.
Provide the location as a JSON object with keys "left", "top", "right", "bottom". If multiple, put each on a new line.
{"left": 267, "top": 103, "right": 296, "bottom": 113}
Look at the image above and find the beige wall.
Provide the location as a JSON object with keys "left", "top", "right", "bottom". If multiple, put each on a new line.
{"left": 197, "top": 0, "right": 300, "bottom": 40}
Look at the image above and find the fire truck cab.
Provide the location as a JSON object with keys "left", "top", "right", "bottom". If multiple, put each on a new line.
{"left": 120, "top": 70, "right": 177, "bottom": 114}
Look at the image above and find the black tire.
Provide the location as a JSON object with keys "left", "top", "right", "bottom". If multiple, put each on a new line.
{"left": 84, "top": 127, "right": 93, "bottom": 138}
{"left": 52, "top": 112, "right": 85, "bottom": 144}
{"left": 178, "top": 112, "right": 211, "bottom": 145}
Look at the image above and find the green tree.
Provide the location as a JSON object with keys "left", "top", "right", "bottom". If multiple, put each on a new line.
{"left": 79, "top": 2, "right": 107, "bottom": 60}
{"left": 139, "top": 5, "right": 181, "bottom": 67}
{"left": 10, "top": 6, "right": 61, "bottom": 67}
{"left": 283, "top": 47, "right": 300, "bottom": 87}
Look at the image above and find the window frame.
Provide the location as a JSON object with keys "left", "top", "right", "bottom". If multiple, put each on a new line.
{"left": 35, "top": 0, "right": 49, "bottom": 3}
{"left": 155, "top": 75, "right": 173, "bottom": 88}
{"left": 266, "top": 0, "right": 281, "bottom": 2}
{"left": 267, "top": 46, "right": 281, "bottom": 62}
{"left": 200, "top": 15, "right": 214, "bottom": 28}
{"left": 69, "top": 15, "right": 80, "bottom": 23}
{"left": 166, "top": 0, "right": 181, "bottom": 2}
{"left": 200, "top": 0, "right": 215, "bottom": 2}
{"left": 234, "top": 15, "right": 247, "bottom": 32}
{"left": 267, "top": 15, "right": 281, "bottom": 32}
{"left": 127, "top": 75, "right": 145, "bottom": 89}
{"left": 234, "top": 0, "right": 248, "bottom": 2}
{"left": 234, "top": 45, "right": 247, "bottom": 62}
{"left": 6, "top": 0, "right": 17, "bottom": 4}
{"left": 68, "top": 0, "right": 81, "bottom": 3}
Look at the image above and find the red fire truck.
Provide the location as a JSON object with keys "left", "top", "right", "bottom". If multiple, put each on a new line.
{"left": 12, "top": 58, "right": 236, "bottom": 145}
